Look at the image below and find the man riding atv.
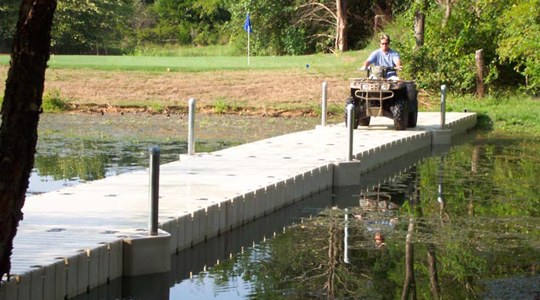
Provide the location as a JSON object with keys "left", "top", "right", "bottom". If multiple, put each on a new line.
{"left": 345, "top": 34, "right": 418, "bottom": 130}
{"left": 361, "top": 34, "right": 402, "bottom": 79}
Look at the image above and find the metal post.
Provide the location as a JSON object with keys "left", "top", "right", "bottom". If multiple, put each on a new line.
{"left": 321, "top": 82, "right": 328, "bottom": 126}
{"left": 149, "top": 146, "right": 160, "bottom": 236}
{"left": 441, "top": 85, "right": 447, "bottom": 129}
{"left": 346, "top": 103, "right": 354, "bottom": 161}
{"left": 188, "top": 98, "right": 196, "bottom": 155}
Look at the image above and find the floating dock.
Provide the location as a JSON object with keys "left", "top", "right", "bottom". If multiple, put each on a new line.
{"left": 0, "top": 112, "right": 476, "bottom": 300}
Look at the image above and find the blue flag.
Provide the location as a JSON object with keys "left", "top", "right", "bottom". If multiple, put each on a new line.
{"left": 243, "top": 12, "right": 252, "bottom": 34}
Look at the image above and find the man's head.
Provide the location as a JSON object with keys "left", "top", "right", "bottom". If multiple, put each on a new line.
{"left": 380, "top": 34, "right": 390, "bottom": 53}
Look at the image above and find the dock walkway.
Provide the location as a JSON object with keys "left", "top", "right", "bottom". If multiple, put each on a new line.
{"left": 1, "top": 112, "right": 476, "bottom": 300}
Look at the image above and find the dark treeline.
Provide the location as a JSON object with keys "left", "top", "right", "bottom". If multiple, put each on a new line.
{"left": 0, "top": 0, "right": 539, "bottom": 94}
{"left": 0, "top": 0, "right": 406, "bottom": 55}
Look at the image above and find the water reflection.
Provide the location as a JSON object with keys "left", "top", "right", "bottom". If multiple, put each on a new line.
{"left": 28, "top": 138, "right": 234, "bottom": 195}
{"left": 70, "top": 133, "right": 540, "bottom": 299}
{"left": 166, "top": 133, "right": 540, "bottom": 299}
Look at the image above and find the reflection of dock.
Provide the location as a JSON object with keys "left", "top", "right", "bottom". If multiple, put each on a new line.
{"left": 2, "top": 112, "right": 476, "bottom": 300}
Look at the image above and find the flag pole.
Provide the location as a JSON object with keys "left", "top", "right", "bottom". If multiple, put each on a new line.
{"left": 247, "top": 26, "right": 250, "bottom": 65}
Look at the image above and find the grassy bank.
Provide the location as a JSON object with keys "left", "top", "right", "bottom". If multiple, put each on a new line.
{"left": 444, "top": 94, "right": 540, "bottom": 135}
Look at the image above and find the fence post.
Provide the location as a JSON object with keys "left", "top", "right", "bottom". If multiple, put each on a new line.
{"left": 321, "top": 82, "right": 328, "bottom": 126}
{"left": 346, "top": 103, "right": 354, "bottom": 161}
{"left": 188, "top": 98, "right": 196, "bottom": 155}
{"left": 149, "top": 147, "right": 160, "bottom": 236}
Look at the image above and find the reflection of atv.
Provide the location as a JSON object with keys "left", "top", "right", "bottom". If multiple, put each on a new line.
{"left": 345, "top": 66, "right": 418, "bottom": 130}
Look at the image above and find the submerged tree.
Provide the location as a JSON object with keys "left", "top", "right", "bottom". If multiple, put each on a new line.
{"left": 0, "top": 0, "right": 57, "bottom": 280}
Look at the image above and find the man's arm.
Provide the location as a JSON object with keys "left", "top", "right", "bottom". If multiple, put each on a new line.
{"left": 360, "top": 60, "right": 370, "bottom": 70}
{"left": 395, "top": 59, "right": 402, "bottom": 70}
{"left": 361, "top": 50, "right": 378, "bottom": 70}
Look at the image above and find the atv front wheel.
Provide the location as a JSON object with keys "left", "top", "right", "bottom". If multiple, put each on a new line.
{"left": 358, "top": 117, "right": 371, "bottom": 126}
{"left": 391, "top": 97, "right": 409, "bottom": 130}
{"left": 344, "top": 97, "right": 359, "bottom": 129}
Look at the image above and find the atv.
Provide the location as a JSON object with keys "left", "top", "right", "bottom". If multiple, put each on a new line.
{"left": 345, "top": 66, "right": 418, "bottom": 130}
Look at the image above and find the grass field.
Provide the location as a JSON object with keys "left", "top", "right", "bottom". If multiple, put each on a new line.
{"left": 0, "top": 51, "right": 368, "bottom": 73}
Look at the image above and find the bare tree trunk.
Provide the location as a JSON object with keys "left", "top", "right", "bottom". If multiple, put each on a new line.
{"left": 0, "top": 0, "right": 57, "bottom": 280}
{"left": 475, "top": 49, "right": 485, "bottom": 98}
{"left": 335, "top": 0, "right": 347, "bottom": 52}
{"left": 413, "top": 1, "right": 426, "bottom": 50}
{"left": 441, "top": 0, "right": 453, "bottom": 29}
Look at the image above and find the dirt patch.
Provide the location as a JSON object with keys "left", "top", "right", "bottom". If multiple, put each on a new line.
{"left": 0, "top": 66, "right": 351, "bottom": 114}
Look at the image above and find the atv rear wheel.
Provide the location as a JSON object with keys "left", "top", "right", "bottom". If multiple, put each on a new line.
{"left": 407, "top": 90, "right": 418, "bottom": 128}
{"left": 391, "top": 97, "right": 409, "bottom": 130}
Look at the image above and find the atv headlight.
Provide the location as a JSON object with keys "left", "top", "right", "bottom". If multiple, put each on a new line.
{"left": 380, "top": 83, "right": 390, "bottom": 90}
{"left": 361, "top": 84, "right": 370, "bottom": 90}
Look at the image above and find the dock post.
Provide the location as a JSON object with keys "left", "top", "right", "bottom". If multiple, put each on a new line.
{"left": 346, "top": 103, "right": 354, "bottom": 161}
{"left": 440, "top": 85, "right": 447, "bottom": 129}
{"left": 344, "top": 208, "right": 350, "bottom": 263}
{"left": 321, "top": 82, "right": 328, "bottom": 126}
{"left": 122, "top": 146, "right": 170, "bottom": 277}
{"left": 149, "top": 146, "right": 160, "bottom": 236}
{"left": 188, "top": 98, "right": 196, "bottom": 155}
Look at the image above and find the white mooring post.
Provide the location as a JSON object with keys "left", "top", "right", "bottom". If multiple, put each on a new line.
{"left": 321, "top": 82, "right": 328, "bottom": 126}
{"left": 344, "top": 208, "right": 350, "bottom": 264}
{"left": 149, "top": 146, "right": 160, "bottom": 236}
{"left": 346, "top": 103, "right": 354, "bottom": 161}
{"left": 441, "top": 85, "right": 447, "bottom": 129}
{"left": 188, "top": 98, "right": 196, "bottom": 155}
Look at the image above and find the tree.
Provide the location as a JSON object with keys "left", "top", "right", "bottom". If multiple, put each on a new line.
{"left": 413, "top": 0, "right": 427, "bottom": 49}
{"left": 335, "top": 0, "right": 347, "bottom": 51}
{"left": 0, "top": 0, "right": 20, "bottom": 52}
{"left": 497, "top": 0, "right": 540, "bottom": 94}
{"left": 296, "top": 0, "right": 349, "bottom": 53}
{"left": 0, "top": 0, "right": 57, "bottom": 280}
{"left": 52, "top": 0, "right": 132, "bottom": 54}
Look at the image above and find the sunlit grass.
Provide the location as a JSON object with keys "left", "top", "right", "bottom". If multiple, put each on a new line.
{"left": 445, "top": 93, "right": 540, "bottom": 135}
{"left": 0, "top": 50, "right": 370, "bottom": 73}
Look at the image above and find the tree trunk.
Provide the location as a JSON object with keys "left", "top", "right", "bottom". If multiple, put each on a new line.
{"left": 413, "top": 2, "right": 425, "bottom": 49}
{"left": 475, "top": 49, "right": 485, "bottom": 98}
{"left": 335, "top": 0, "right": 347, "bottom": 52}
{"left": 441, "top": 0, "right": 453, "bottom": 29}
{"left": 0, "top": 0, "right": 57, "bottom": 280}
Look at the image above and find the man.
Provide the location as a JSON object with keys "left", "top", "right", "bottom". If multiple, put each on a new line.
{"left": 361, "top": 34, "right": 402, "bottom": 79}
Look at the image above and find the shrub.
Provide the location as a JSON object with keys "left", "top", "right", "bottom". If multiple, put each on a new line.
{"left": 42, "top": 89, "right": 69, "bottom": 112}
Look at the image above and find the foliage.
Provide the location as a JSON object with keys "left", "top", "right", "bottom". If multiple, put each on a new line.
{"left": 42, "top": 89, "right": 70, "bottom": 112}
{"left": 52, "top": 0, "right": 133, "bottom": 54}
{"left": 497, "top": 0, "right": 540, "bottom": 94}
{"left": 0, "top": 0, "right": 19, "bottom": 52}
{"left": 146, "top": 0, "right": 230, "bottom": 46}
{"left": 392, "top": 0, "right": 509, "bottom": 94}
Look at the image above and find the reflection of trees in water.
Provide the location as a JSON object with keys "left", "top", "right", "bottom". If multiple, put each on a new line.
{"left": 232, "top": 139, "right": 540, "bottom": 298}
{"left": 34, "top": 140, "right": 111, "bottom": 181}
{"left": 33, "top": 138, "right": 235, "bottom": 181}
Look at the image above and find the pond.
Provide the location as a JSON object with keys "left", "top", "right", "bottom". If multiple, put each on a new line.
{"left": 161, "top": 132, "right": 540, "bottom": 300}
{"left": 30, "top": 113, "right": 324, "bottom": 195}
{"left": 31, "top": 114, "right": 540, "bottom": 299}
